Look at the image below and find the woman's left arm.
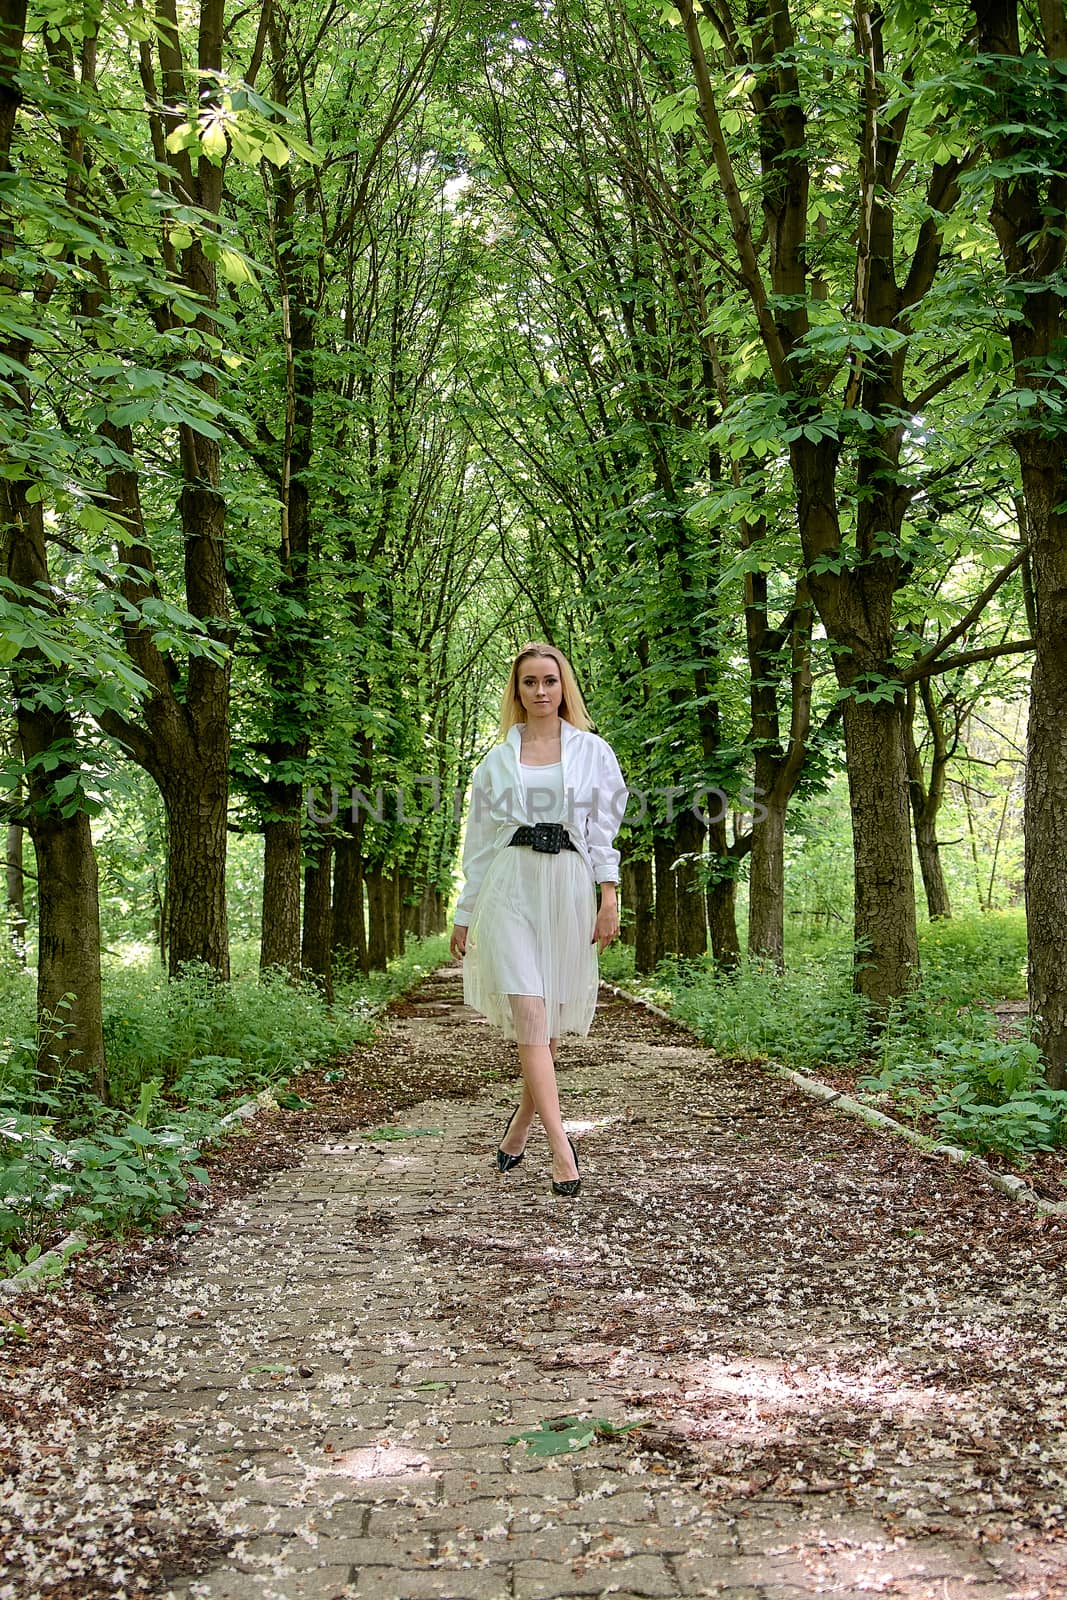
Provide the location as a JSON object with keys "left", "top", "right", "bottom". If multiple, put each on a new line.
{"left": 587, "top": 739, "right": 627, "bottom": 951}
{"left": 585, "top": 739, "right": 628, "bottom": 886}
{"left": 593, "top": 878, "right": 620, "bottom": 952}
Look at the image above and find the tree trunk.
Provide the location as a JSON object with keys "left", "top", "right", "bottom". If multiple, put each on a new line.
{"left": 416, "top": 883, "right": 436, "bottom": 937}
{"left": 260, "top": 811, "right": 302, "bottom": 977}
{"left": 72, "top": 8, "right": 238, "bottom": 981}
{"left": 742, "top": 555, "right": 814, "bottom": 968}
{"left": 676, "top": 0, "right": 933, "bottom": 1007}
{"left": 154, "top": 871, "right": 167, "bottom": 968}
{"left": 240, "top": 117, "right": 317, "bottom": 986}
{"left": 301, "top": 831, "right": 333, "bottom": 1001}
{"left": 1021, "top": 443, "right": 1067, "bottom": 1085}
{"left": 842, "top": 695, "right": 919, "bottom": 1006}
{"left": 6, "top": 806, "right": 27, "bottom": 960}
{"left": 632, "top": 856, "right": 657, "bottom": 974}
{"left": 384, "top": 872, "right": 402, "bottom": 960}
{"left": 164, "top": 769, "right": 230, "bottom": 980}
{"left": 914, "top": 812, "right": 952, "bottom": 922}
{"left": 332, "top": 832, "right": 368, "bottom": 974}
{"left": 707, "top": 872, "right": 741, "bottom": 970}
{"left": 0, "top": 0, "right": 105, "bottom": 1090}
{"left": 366, "top": 866, "right": 388, "bottom": 971}
{"left": 970, "top": 0, "right": 1067, "bottom": 1084}
{"left": 652, "top": 829, "right": 678, "bottom": 962}
{"left": 706, "top": 816, "right": 741, "bottom": 969}
{"left": 674, "top": 809, "right": 707, "bottom": 958}
{"left": 28, "top": 807, "right": 106, "bottom": 1094}
{"left": 794, "top": 445, "right": 920, "bottom": 1008}
{"left": 748, "top": 778, "right": 786, "bottom": 965}
{"left": 86, "top": 416, "right": 233, "bottom": 980}
{"left": 7, "top": 585, "right": 107, "bottom": 1092}
{"left": 620, "top": 856, "right": 637, "bottom": 946}
{"left": 904, "top": 682, "right": 952, "bottom": 921}
{"left": 399, "top": 871, "right": 415, "bottom": 934}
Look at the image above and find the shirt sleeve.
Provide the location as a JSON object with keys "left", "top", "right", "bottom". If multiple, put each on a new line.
{"left": 452, "top": 762, "right": 498, "bottom": 927}
{"left": 585, "top": 738, "right": 628, "bottom": 885}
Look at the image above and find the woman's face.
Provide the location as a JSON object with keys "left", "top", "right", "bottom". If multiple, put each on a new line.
{"left": 516, "top": 654, "right": 563, "bottom": 721}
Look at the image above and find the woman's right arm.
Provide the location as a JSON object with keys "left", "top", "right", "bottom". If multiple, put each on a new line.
{"left": 451, "top": 764, "right": 497, "bottom": 935}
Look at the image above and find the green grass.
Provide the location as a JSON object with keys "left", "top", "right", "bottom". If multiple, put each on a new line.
{"left": 913, "top": 910, "right": 1026, "bottom": 1002}
{"left": 0, "top": 933, "right": 449, "bottom": 1266}
{"left": 616, "top": 910, "right": 1060, "bottom": 1167}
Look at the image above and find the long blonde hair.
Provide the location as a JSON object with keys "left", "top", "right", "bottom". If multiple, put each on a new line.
{"left": 498, "top": 642, "right": 593, "bottom": 738}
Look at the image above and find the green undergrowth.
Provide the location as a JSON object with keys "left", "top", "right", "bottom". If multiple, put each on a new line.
{"left": 613, "top": 913, "right": 1067, "bottom": 1167}
{"left": 0, "top": 934, "right": 448, "bottom": 1270}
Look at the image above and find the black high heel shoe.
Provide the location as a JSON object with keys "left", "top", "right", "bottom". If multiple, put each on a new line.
{"left": 551, "top": 1136, "right": 581, "bottom": 1198}
{"left": 495, "top": 1107, "right": 526, "bottom": 1172}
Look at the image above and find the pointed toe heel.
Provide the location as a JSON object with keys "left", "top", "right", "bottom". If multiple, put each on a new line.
{"left": 551, "top": 1136, "right": 581, "bottom": 1197}
{"left": 495, "top": 1106, "right": 526, "bottom": 1172}
{"left": 551, "top": 1177, "right": 582, "bottom": 1197}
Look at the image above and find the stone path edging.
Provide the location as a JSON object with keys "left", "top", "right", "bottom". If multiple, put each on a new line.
{"left": 0, "top": 1229, "right": 86, "bottom": 1300}
{"left": 603, "top": 980, "right": 1067, "bottom": 1218}
{"left": 0, "top": 994, "right": 398, "bottom": 1301}
{"left": 0, "top": 1092, "right": 269, "bottom": 1302}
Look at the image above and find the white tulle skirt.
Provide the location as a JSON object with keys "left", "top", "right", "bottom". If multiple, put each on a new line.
{"left": 463, "top": 844, "right": 599, "bottom": 1045}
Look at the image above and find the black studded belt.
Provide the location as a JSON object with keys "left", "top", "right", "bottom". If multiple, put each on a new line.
{"left": 508, "top": 823, "right": 577, "bottom": 854}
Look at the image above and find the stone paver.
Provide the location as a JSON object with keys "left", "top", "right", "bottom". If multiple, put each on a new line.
{"left": 91, "top": 969, "right": 1063, "bottom": 1599}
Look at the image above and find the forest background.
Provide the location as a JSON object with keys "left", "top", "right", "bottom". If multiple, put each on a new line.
{"left": 0, "top": 0, "right": 1065, "bottom": 1266}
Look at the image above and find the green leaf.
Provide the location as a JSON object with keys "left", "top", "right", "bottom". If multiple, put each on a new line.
{"left": 200, "top": 118, "right": 228, "bottom": 163}
{"left": 274, "top": 1091, "right": 313, "bottom": 1110}
{"left": 260, "top": 131, "right": 292, "bottom": 168}
{"left": 362, "top": 1125, "right": 442, "bottom": 1141}
{"left": 164, "top": 122, "right": 194, "bottom": 153}
{"left": 506, "top": 1415, "right": 646, "bottom": 1456}
{"left": 217, "top": 248, "right": 257, "bottom": 287}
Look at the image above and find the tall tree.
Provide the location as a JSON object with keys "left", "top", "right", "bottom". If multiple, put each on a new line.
{"left": 970, "top": 0, "right": 1067, "bottom": 1084}
{"left": 1, "top": 0, "right": 109, "bottom": 1087}
{"left": 668, "top": 0, "right": 993, "bottom": 1006}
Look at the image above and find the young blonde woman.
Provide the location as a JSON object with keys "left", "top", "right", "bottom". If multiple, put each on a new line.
{"left": 449, "top": 643, "right": 627, "bottom": 1197}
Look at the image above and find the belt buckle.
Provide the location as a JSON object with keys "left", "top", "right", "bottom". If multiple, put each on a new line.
{"left": 532, "top": 822, "right": 564, "bottom": 854}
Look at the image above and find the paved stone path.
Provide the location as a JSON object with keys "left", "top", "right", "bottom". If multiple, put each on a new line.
{"left": 104, "top": 968, "right": 1063, "bottom": 1600}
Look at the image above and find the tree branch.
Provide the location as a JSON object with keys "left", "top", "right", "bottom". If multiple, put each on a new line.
{"left": 902, "top": 638, "right": 1033, "bottom": 685}
{"left": 901, "top": 548, "right": 1026, "bottom": 683}
{"left": 672, "top": 0, "right": 789, "bottom": 388}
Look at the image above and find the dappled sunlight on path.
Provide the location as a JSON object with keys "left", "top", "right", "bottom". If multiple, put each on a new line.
{"left": 13, "top": 966, "right": 1066, "bottom": 1599}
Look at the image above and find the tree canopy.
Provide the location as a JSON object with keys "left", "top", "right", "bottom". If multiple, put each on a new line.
{"left": 1, "top": 0, "right": 1064, "bottom": 1083}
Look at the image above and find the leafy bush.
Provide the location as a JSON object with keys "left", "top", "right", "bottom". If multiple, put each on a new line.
{"left": 597, "top": 941, "right": 636, "bottom": 984}
{"left": 931, "top": 1091, "right": 1067, "bottom": 1162}
{"left": 0, "top": 933, "right": 448, "bottom": 1261}
{"left": 859, "top": 1028, "right": 1067, "bottom": 1164}
{"left": 917, "top": 911, "right": 1027, "bottom": 1003}
{"left": 100, "top": 957, "right": 379, "bottom": 1108}
{"left": 0, "top": 1085, "right": 216, "bottom": 1254}
{"left": 626, "top": 912, "right": 1058, "bottom": 1168}
{"left": 649, "top": 948, "right": 870, "bottom": 1070}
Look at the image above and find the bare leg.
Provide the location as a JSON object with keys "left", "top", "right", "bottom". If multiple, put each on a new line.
{"left": 519, "top": 1041, "right": 578, "bottom": 1182}
{"left": 499, "top": 1073, "right": 536, "bottom": 1158}
{"left": 500, "top": 997, "right": 577, "bottom": 1182}
{"left": 499, "top": 1035, "right": 559, "bottom": 1160}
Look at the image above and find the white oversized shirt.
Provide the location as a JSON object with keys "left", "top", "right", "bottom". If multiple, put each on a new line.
{"left": 452, "top": 721, "right": 628, "bottom": 928}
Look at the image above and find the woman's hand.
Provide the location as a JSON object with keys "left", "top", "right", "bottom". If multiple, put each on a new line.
{"left": 592, "top": 892, "right": 620, "bottom": 954}
{"left": 449, "top": 923, "right": 468, "bottom": 960}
